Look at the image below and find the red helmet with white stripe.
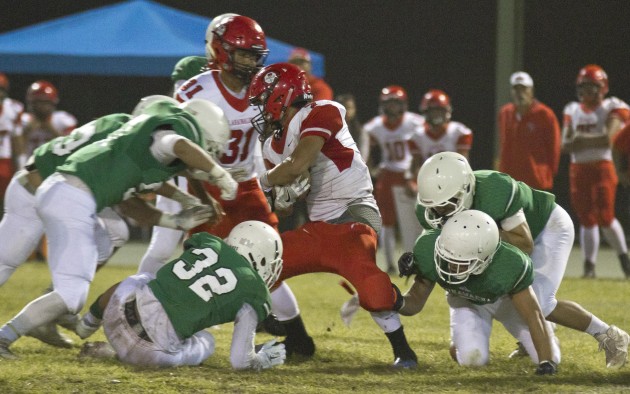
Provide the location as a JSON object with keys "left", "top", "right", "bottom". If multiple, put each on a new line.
{"left": 421, "top": 89, "right": 452, "bottom": 126}
{"left": 576, "top": 64, "right": 608, "bottom": 104}
{"left": 249, "top": 62, "right": 313, "bottom": 141}
{"left": 576, "top": 64, "right": 608, "bottom": 94}
{"left": 211, "top": 15, "right": 269, "bottom": 82}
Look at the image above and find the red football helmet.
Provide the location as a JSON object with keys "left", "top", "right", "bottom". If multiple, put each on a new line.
{"left": 420, "top": 89, "right": 452, "bottom": 126}
{"left": 211, "top": 15, "right": 269, "bottom": 82}
{"left": 26, "top": 80, "right": 59, "bottom": 104}
{"left": 379, "top": 85, "right": 408, "bottom": 103}
{"left": 0, "top": 73, "right": 8, "bottom": 91}
{"left": 576, "top": 64, "right": 608, "bottom": 94}
{"left": 249, "top": 62, "right": 313, "bottom": 141}
{"left": 379, "top": 85, "right": 408, "bottom": 119}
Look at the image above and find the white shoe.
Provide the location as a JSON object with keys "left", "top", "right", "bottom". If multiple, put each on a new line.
{"left": 595, "top": 325, "right": 629, "bottom": 368}
{"left": 27, "top": 322, "right": 74, "bottom": 348}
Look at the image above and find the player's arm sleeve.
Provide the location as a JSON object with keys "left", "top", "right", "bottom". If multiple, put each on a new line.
{"left": 150, "top": 129, "right": 186, "bottom": 164}
{"left": 499, "top": 209, "right": 533, "bottom": 255}
{"left": 229, "top": 303, "right": 260, "bottom": 370}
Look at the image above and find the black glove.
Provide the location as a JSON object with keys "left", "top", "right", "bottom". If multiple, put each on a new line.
{"left": 398, "top": 252, "right": 417, "bottom": 277}
{"left": 535, "top": 360, "right": 557, "bottom": 375}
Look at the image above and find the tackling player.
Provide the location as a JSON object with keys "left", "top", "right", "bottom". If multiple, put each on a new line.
{"left": 0, "top": 98, "right": 237, "bottom": 359}
{"left": 398, "top": 210, "right": 559, "bottom": 375}
{"left": 415, "top": 152, "right": 630, "bottom": 368}
{"left": 75, "top": 222, "right": 286, "bottom": 370}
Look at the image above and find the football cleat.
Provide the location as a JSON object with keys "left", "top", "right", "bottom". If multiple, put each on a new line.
{"left": 583, "top": 260, "right": 596, "bottom": 279}
{"left": 595, "top": 325, "right": 629, "bottom": 368}
{"left": 0, "top": 338, "right": 17, "bottom": 360}
{"left": 508, "top": 341, "right": 529, "bottom": 359}
{"left": 393, "top": 357, "right": 418, "bottom": 369}
{"left": 27, "top": 322, "right": 74, "bottom": 348}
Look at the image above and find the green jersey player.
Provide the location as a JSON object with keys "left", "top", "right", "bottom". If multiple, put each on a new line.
{"left": 0, "top": 98, "right": 237, "bottom": 360}
{"left": 76, "top": 221, "right": 286, "bottom": 369}
{"left": 414, "top": 152, "right": 629, "bottom": 369}
{"left": 399, "top": 210, "right": 558, "bottom": 375}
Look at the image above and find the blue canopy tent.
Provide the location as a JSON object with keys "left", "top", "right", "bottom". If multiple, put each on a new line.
{"left": 0, "top": 0, "right": 325, "bottom": 78}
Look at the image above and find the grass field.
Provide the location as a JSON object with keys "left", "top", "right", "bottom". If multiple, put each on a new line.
{"left": 1, "top": 249, "right": 630, "bottom": 393}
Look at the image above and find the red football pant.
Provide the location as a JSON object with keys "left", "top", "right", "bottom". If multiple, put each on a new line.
{"left": 569, "top": 161, "right": 618, "bottom": 227}
{"left": 279, "top": 221, "right": 396, "bottom": 312}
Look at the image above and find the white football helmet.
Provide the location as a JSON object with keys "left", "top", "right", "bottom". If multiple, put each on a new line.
{"left": 416, "top": 151, "right": 475, "bottom": 228}
{"left": 435, "top": 210, "right": 500, "bottom": 284}
{"left": 132, "top": 95, "right": 178, "bottom": 117}
{"left": 225, "top": 220, "right": 283, "bottom": 288}
{"left": 205, "top": 13, "right": 240, "bottom": 60}
{"left": 178, "top": 99, "right": 230, "bottom": 159}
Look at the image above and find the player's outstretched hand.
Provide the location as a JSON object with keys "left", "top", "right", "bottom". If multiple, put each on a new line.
{"left": 253, "top": 338, "right": 286, "bottom": 371}
{"left": 398, "top": 252, "right": 417, "bottom": 277}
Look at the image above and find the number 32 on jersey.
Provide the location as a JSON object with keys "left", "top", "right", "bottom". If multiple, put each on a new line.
{"left": 172, "top": 247, "right": 238, "bottom": 302}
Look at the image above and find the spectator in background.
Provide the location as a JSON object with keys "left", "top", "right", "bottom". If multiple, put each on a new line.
{"left": 497, "top": 72, "right": 560, "bottom": 192}
{"left": 15, "top": 81, "right": 76, "bottom": 158}
{"left": 561, "top": 64, "right": 630, "bottom": 279}
{"left": 363, "top": 86, "right": 424, "bottom": 274}
{"left": 0, "top": 73, "right": 24, "bottom": 216}
{"left": 288, "top": 47, "right": 333, "bottom": 101}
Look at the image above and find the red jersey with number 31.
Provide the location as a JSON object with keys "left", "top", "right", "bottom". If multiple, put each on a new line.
{"left": 176, "top": 70, "right": 261, "bottom": 179}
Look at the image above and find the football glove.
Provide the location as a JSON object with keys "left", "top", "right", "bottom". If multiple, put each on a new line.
{"left": 252, "top": 339, "right": 286, "bottom": 371}
{"left": 273, "top": 174, "right": 311, "bottom": 212}
{"left": 398, "top": 252, "right": 418, "bottom": 277}
{"left": 535, "top": 360, "right": 558, "bottom": 375}
{"left": 168, "top": 188, "right": 201, "bottom": 209}
{"left": 158, "top": 205, "right": 214, "bottom": 231}
{"left": 189, "top": 166, "right": 238, "bottom": 200}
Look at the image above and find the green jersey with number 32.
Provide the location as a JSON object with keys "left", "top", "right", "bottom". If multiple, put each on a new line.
{"left": 416, "top": 170, "right": 556, "bottom": 238}
{"left": 148, "top": 232, "right": 271, "bottom": 339}
{"left": 57, "top": 101, "right": 204, "bottom": 211}
{"left": 413, "top": 229, "right": 534, "bottom": 304}
{"left": 32, "top": 114, "right": 132, "bottom": 179}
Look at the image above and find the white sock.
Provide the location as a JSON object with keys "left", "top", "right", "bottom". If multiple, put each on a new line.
{"left": 370, "top": 310, "right": 401, "bottom": 333}
{"left": 601, "top": 219, "right": 628, "bottom": 254}
{"left": 270, "top": 282, "right": 300, "bottom": 321}
{"left": 586, "top": 315, "right": 609, "bottom": 337}
{"left": 580, "top": 225, "right": 599, "bottom": 263}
